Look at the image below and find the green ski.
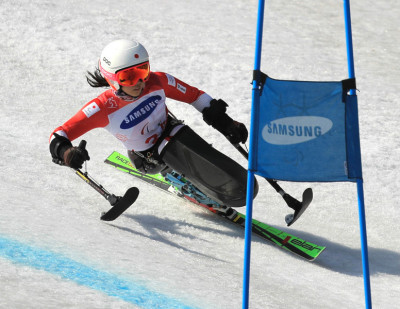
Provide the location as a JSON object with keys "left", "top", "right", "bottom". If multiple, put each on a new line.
{"left": 105, "top": 151, "right": 325, "bottom": 260}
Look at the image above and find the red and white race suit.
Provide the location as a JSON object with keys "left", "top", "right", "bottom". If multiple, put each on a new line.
{"left": 50, "top": 72, "right": 212, "bottom": 151}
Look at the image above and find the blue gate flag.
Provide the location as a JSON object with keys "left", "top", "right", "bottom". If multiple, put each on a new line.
{"left": 253, "top": 73, "right": 362, "bottom": 182}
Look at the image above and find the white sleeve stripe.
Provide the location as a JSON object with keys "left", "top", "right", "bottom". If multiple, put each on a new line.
{"left": 50, "top": 130, "right": 68, "bottom": 142}
{"left": 191, "top": 93, "right": 213, "bottom": 112}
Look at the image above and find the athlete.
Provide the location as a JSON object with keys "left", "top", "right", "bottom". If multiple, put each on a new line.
{"left": 49, "top": 39, "right": 257, "bottom": 209}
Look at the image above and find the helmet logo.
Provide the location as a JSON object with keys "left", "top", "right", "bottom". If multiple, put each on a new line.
{"left": 103, "top": 57, "right": 111, "bottom": 66}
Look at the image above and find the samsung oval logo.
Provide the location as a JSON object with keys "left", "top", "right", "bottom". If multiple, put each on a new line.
{"left": 120, "top": 95, "right": 162, "bottom": 129}
{"left": 262, "top": 116, "right": 333, "bottom": 145}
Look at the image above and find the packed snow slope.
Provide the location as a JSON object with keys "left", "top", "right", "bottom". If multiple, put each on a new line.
{"left": 1, "top": 0, "right": 399, "bottom": 308}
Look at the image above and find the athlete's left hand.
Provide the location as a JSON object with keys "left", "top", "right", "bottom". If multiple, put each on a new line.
{"left": 226, "top": 121, "right": 248, "bottom": 144}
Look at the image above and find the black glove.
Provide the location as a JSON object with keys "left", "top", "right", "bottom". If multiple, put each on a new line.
{"left": 50, "top": 134, "right": 90, "bottom": 169}
{"left": 63, "top": 144, "right": 90, "bottom": 169}
{"left": 202, "top": 99, "right": 248, "bottom": 144}
{"left": 225, "top": 121, "right": 248, "bottom": 144}
{"left": 50, "top": 133, "right": 72, "bottom": 165}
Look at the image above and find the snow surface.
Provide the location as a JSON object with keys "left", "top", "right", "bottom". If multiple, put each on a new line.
{"left": 1, "top": 0, "right": 399, "bottom": 308}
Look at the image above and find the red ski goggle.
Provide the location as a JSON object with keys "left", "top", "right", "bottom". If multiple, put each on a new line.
{"left": 100, "top": 61, "right": 150, "bottom": 88}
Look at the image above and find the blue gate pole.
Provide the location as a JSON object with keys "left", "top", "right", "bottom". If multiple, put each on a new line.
{"left": 343, "top": 1, "right": 372, "bottom": 308}
{"left": 242, "top": 0, "right": 266, "bottom": 308}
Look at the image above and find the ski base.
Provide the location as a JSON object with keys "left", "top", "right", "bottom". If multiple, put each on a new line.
{"left": 104, "top": 151, "right": 326, "bottom": 260}
{"left": 100, "top": 187, "right": 139, "bottom": 221}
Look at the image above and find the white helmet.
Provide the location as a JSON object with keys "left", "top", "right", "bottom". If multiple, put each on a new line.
{"left": 99, "top": 39, "right": 150, "bottom": 90}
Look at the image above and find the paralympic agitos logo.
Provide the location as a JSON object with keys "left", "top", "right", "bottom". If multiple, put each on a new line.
{"left": 120, "top": 95, "right": 162, "bottom": 129}
{"left": 262, "top": 116, "right": 333, "bottom": 145}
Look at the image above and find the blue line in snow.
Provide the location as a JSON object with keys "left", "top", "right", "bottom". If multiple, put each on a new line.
{"left": 0, "top": 235, "right": 196, "bottom": 309}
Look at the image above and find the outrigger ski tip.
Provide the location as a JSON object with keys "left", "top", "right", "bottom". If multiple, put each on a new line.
{"left": 229, "top": 142, "right": 313, "bottom": 227}
{"left": 100, "top": 187, "right": 140, "bottom": 221}
{"left": 285, "top": 188, "right": 313, "bottom": 226}
{"left": 74, "top": 158, "right": 139, "bottom": 222}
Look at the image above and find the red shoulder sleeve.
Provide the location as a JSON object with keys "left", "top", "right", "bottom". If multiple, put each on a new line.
{"left": 154, "top": 72, "right": 205, "bottom": 104}
{"left": 50, "top": 97, "right": 109, "bottom": 142}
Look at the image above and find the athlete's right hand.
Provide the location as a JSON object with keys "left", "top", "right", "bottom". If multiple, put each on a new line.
{"left": 63, "top": 143, "right": 90, "bottom": 170}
